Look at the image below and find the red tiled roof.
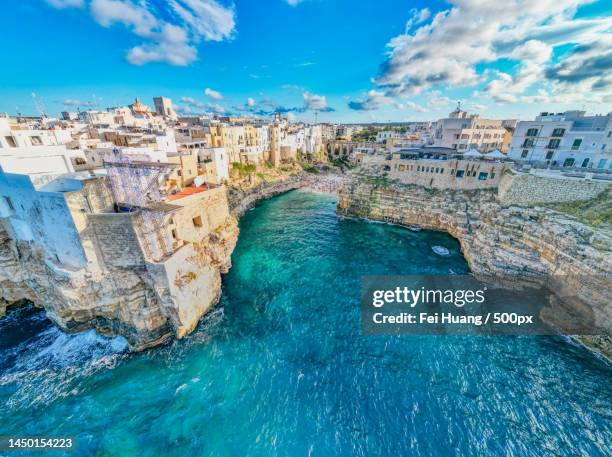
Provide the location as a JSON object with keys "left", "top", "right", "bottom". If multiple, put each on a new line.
{"left": 168, "top": 183, "right": 217, "bottom": 201}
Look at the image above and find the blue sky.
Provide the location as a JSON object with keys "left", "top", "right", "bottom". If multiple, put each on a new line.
{"left": 1, "top": 0, "right": 611, "bottom": 122}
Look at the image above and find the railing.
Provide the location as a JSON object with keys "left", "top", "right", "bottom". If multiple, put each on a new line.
{"left": 512, "top": 161, "right": 612, "bottom": 175}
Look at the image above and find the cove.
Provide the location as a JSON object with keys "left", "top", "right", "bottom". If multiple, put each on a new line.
{"left": 0, "top": 190, "right": 610, "bottom": 456}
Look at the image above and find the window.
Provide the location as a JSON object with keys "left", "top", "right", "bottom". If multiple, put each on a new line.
{"left": 545, "top": 150, "right": 554, "bottom": 160}
{"left": 30, "top": 136, "right": 42, "bottom": 145}
{"left": 490, "top": 172, "right": 495, "bottom": 179}
{"left": 581, "top": 158, "right": 589, "bottom": 168}
{"left": 526, "top": 128, "right": 539, "bottom": 137}
{"left": 571, "top": 139, "right": 582, "bottom": 150}
{"left": 521, "top": 150, "right": 528, "bottom": 158}
{"left": 171, "top": 229, "right": 178, "bottom": 240}
{"left": 455, "top": 170, "right": 465, "bottom": 178}
{"left": 3, "top": 196, "right": 15, "bottom": 212}
{"left": 597, "top": 159, "right": 607, "bottom": 169}
{"left": 461, "top": 134, "right": 469, "bottom": 139}
{"left": 547, "top": 139, "right": 561, "bottom": 149}
{"left": 552, "top": 128, "right": 565, "bottom": 137}
{"left": 75, "top": 157, "right": 86, "bottom": 165}
{"left": 5, "top": 136, "right": 16, "bottom": 147}
{"left": 522, "top": 139, "right": 535, "bottom": 148}
{"left": 563, "top": 158, "right": 575, "bottom": 167}
{"left": 192, "top": 216, "right": 203, "bottom": 227}
{"left": 478, "top": 172, "right": 488, "bottom": 180}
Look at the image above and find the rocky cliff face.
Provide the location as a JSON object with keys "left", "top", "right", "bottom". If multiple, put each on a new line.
{"left": 228, "top": 172, "right": 315, "bottom": 217}
{"left": 0, "top": 217, "right": 238, "bottom": 351}
{"left": 338, "top": 178, "right": 611, "bottom": 357}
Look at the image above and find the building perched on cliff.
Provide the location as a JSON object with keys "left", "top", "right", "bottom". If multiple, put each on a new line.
{"left": 356, "top": 147, "right": 508, "bottom": 190}
{"left": 433, "top": 107, "right": 517, "bottom": 153}
{"left": 0, "top": 149, "right": 238, "bottom": 350}
{"left": 508, "top": 111, "right": 612, "bottom": 170}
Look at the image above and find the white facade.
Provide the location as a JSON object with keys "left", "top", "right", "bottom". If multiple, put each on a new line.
{"left": 197, "top": 147, "right": 229, "bottom": 183}
{"left": 376, "top": 130, "right": 402, "bottom": 143}
{"left": 0, "top": 117, "right": 75, "bottom": 178}
{"left": 433, "top": 109, "right": 512, "bottom": 153}
{"left": 508, "top": 111, "right": 612, "bottom": 169}
{"left": 0, "top": 171, "right": 88, "bottom": 268}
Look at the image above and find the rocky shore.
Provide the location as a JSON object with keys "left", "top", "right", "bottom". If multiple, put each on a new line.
{"left": 228, "top": 171, "right": 315, "bottom": 217}
{"left": 337, "top": 176, "right": 611, "bottom": 358}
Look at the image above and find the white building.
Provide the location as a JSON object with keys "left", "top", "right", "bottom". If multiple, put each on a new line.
{"left": 508, "top": 111, "right": 612, "bottom": 169}
{"left": 433, "top": 108, "right": 514, "bottom": 153}
{"left": 0, "top": 117, "right": 75, "bottom": 179}
{"left": 197, "top": 147, "right": 229, "bottom": 183}
{"left": 376, "top": 130, "right": 403, "bottom": 143}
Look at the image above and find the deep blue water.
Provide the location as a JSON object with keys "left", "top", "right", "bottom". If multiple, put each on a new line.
{"left": 0, "top": 190, "right": 610, "bottom": 456}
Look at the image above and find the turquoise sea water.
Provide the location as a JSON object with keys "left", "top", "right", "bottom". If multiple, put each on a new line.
{"left": 1, "top": 190, "right": 611, "bottom": 456}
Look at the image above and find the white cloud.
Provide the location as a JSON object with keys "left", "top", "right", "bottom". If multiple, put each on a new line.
{"left": 247, "top": 97, "right": 256, "bottom": 107}
{"left": 179, "top": 96, "right": 226, "bottom": 113}
{"left": 205, "top": 88, "right": 224, "bottom": 100}
{"left": 470, "top": 103, "right": 487, "bottom": 112}
{"left": 303, "top": 92, "right": 328, "bottom": 110}
{"left": 46, "top": 0, "right": 84, "bottom": 8}
{"left": 63, "top": 98, "right": 96, "bottom": 107}
{"left": 395, "top": 101, "right": 428, "bottom": 113}
{"left": 405, "top": 7, "right": 430, "bottom": 31}
{"left": 49, "top": 0, "right": 236, "bottom": 66}
{"left": 365, "top": 0, "right": 611, "bottom": 106}
{"left": 169, "top": 0, "right": 236, "bottom": 42}
{"left": 348, "top": 90, "right": 395, "bottom": 111}
{"left": 285, "top": 0, "right": 306, "bottom": 6}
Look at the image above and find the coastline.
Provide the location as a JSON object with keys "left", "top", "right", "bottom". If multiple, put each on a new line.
{"left": 337, "top": 175, "right": 611, "bottom": 360}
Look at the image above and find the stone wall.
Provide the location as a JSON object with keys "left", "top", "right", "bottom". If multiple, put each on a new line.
{"left": 363, "top": 156, "right": 507, "bottom": 190}
{"left": 172, "top": 186, "right": 230, "bottom": 243}
{"left": 88, "top": 212, "right": 147, "bottom": 270}
{"left": 498, "top": 170, "right": 610, "bottom": 205}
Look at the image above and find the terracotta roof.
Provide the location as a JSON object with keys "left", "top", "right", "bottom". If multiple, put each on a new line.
{"left": 168, "top": 183, "right": 217, "bottom": 201}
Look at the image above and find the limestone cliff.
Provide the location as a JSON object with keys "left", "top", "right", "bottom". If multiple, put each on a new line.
{"left": 338, "top": 177, "right": 611, "bottom": 357}
{"left": 228, "top": 171, "right": 315, "bottom": 217}
{"left": 0, "top": 213, "right": 238, "bottom": 351}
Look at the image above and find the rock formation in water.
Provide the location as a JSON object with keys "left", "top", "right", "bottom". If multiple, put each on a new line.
{"left": 337, "top": 177, "right": 611, "bottom": 357}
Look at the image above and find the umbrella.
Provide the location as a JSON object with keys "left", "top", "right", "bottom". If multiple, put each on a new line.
{"left": 463, "top": 148, "right": 483, "bottom": 158}
{"left": 484, "top": 149, "right": 505, "bottom": 160}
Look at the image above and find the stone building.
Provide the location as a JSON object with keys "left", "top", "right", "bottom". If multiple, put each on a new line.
{"left": 0, "top": 153, "right": 238, "bottom": 350}
{"left": 433, "top": 107, "right": 516, "bottom": 153}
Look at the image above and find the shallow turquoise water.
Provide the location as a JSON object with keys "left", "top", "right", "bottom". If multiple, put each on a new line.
{"left": 1, "top": 190, "right": 611, "bottom": 456}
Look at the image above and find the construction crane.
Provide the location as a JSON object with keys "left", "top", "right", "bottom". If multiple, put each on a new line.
{"left": 31, "top": 92, "right": 47, "bottom": 119}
